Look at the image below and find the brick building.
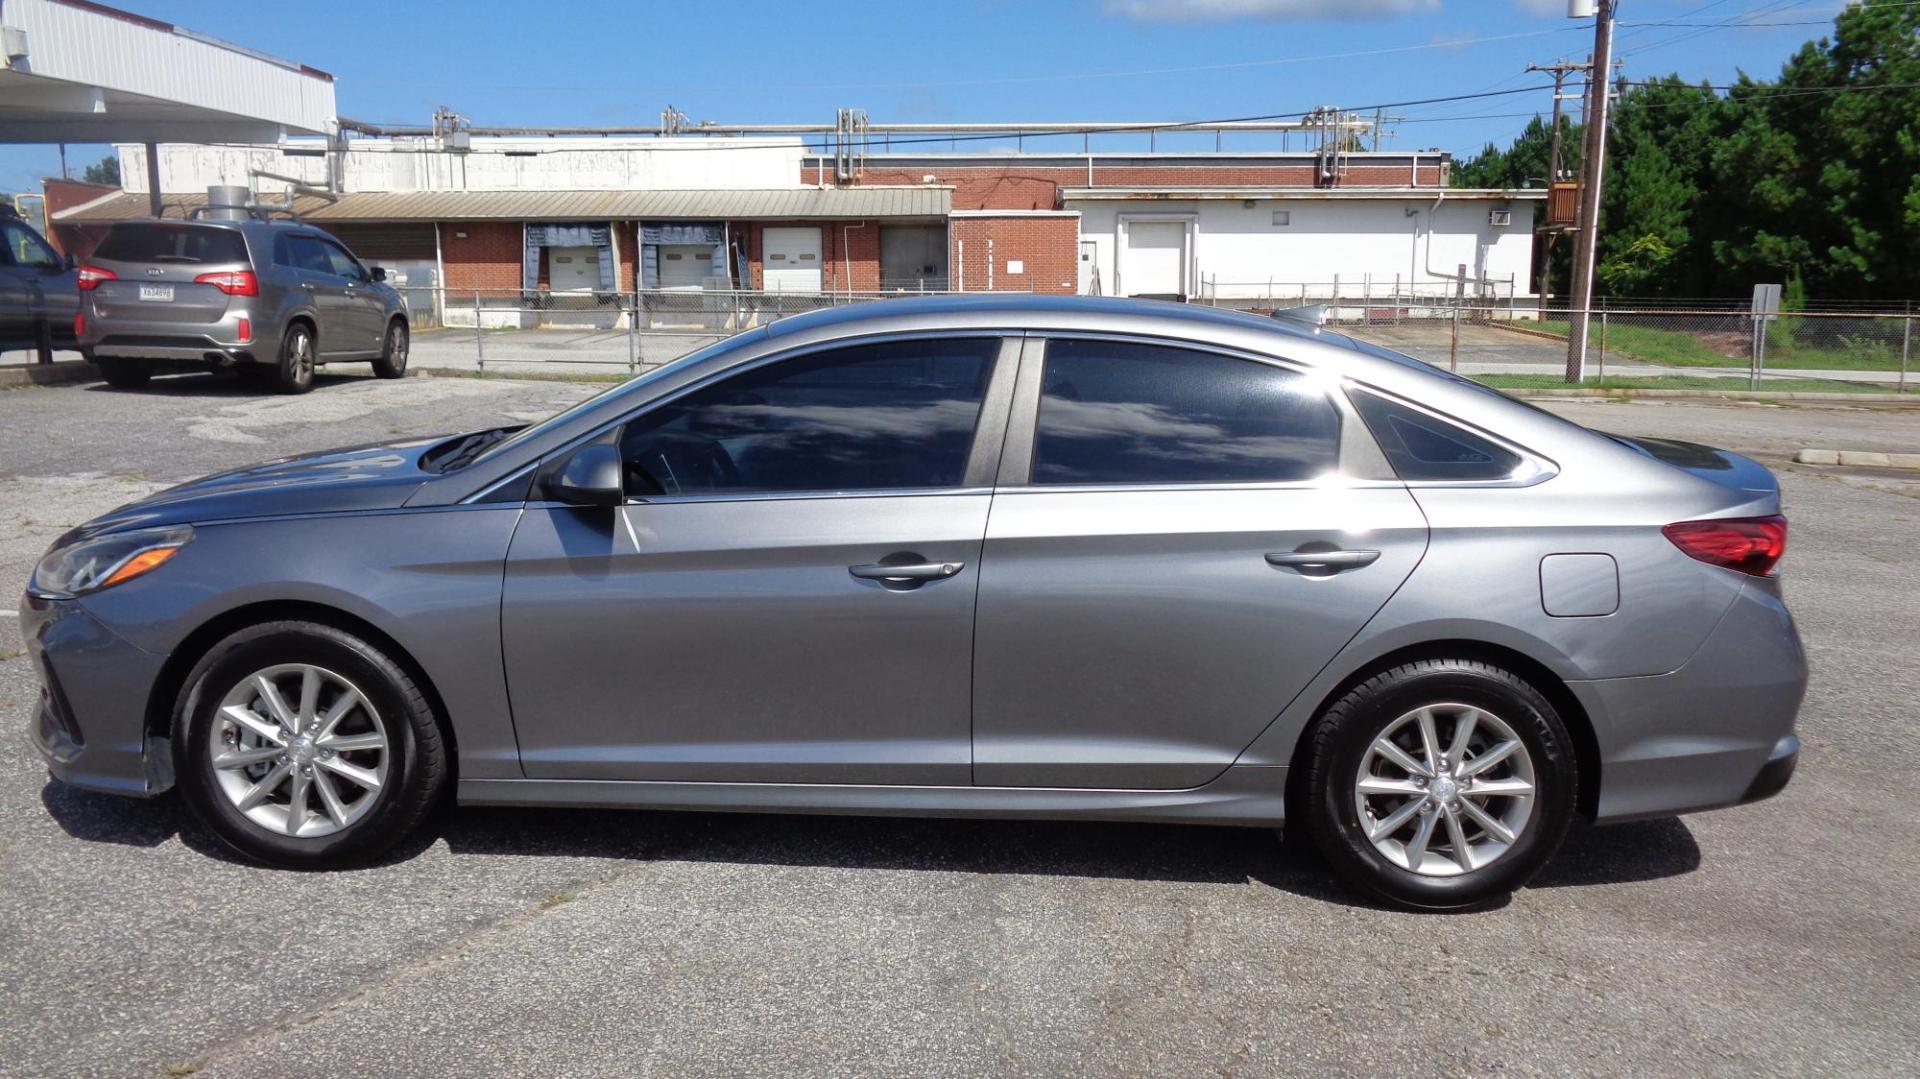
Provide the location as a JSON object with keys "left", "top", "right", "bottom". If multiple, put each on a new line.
{"left": 47, "top": 130, "right": 1542, "bottom": 318}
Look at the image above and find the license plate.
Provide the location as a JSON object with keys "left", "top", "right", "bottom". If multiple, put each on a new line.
{"left": 139, "top": 285, "right": 173, "bottom": 302}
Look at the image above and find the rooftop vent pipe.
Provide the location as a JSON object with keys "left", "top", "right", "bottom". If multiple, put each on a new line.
{"left": 204, "top": 185, "right": 253, "bottom": 221}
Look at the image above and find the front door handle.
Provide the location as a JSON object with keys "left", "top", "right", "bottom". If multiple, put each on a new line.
{"left": 1265, "top": 549, "right": 1381, "bottom": 574}
{"left": 848, "top": 561, "right": 965, "bottom": 582}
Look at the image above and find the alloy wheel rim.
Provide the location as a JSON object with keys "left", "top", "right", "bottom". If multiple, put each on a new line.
{"left": 209, "top": 663, "right": 390, "bottom": 838}
{"left": 293, "top": 331, "right": 313, "bottom": 378}
{"left": 1352, "top": 703, "right": 1536, "bottom": 877}
{"left": 390, "top": 325, "right": 408, "bottom": 368}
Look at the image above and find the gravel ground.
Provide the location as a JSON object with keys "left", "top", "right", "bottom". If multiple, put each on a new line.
{"left": 1, "top": 375, "right": 1916, "bottom": 1077}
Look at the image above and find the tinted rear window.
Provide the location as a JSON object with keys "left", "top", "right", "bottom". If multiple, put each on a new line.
{"left": 94, "top": 224, "right": 248, "bottom": 265}
{"left": 1031, "top": 339, "right": 1342, "bottom": 486}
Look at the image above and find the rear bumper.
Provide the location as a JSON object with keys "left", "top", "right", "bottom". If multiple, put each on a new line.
{"left": 18, "top": 592, "right": 171, "bottom": 798}
{"left": 89, "top": 335, "right": 257, "bottom": 363}
{"left": 1573, "top": 580, "right": 1806, "bottom": 823}
{"left": 81, "top": 304, "right": 261, "bottom": 362}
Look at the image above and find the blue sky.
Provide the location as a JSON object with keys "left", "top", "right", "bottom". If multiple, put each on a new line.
{"left": 1, "top": 0, "right": 1855, "bottom": 195}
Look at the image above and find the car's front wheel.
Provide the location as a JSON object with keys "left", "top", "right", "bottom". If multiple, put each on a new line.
{"left": 1299, "top": 659, "right": 1577, "bottom": 910}
{"left": 372, "top": 318, "right": 409, "bottom": 379}
{"left": 174, "top": 621, "right": 447, "bottom": 867}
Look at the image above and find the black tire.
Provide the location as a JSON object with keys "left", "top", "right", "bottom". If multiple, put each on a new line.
{"left": 1298, "top": 659, "right": 1578, "bottom": 911}
{"left": 372, "top": 318, "right": 409, "bottom": 379}
{"left": 276, "top": 322, "right": 316, "bottom": 394}
{"left": 173, "top": 621, "right": 448, "bottom": 868}
{"left": 98, "top": 357, "right": 152, "bottom": 389}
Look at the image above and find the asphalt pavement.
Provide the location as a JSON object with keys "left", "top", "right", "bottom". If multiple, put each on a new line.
{"left": 1, "top": 373, "right": 1916, "bottom": 1076}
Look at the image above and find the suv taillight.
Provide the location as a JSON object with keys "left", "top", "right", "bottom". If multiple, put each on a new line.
{"left": 76, "top": 265, "right": 116, "bottom": 290}
{"left": 194, "top": 270, "right": 259, "bottom": 296}
{"left": 1663, "top": 515, "right": 1787, "bottom": 577}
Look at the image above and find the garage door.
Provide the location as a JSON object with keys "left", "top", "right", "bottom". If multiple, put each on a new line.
{"left": 658, "top": 244, "right": 716, "bottom": 291}
{"left": 763, "top": 227, "right": 822, "bottom": 292}
{"left": 1123, "top": 220, "right": 1186, "bottom": 299}
{"left": 548, "top": 246, "right": 599, "bottom": 293}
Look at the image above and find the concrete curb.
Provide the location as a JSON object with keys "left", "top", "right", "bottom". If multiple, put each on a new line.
{"left": 1796, "top": 448, "right": 1920, "bottom": 469}
{"left": 1502, "top": 387, "right": 1920, "bottom": 404}
{"left": 0, "top": 360, "right": 100, "bottom": 389}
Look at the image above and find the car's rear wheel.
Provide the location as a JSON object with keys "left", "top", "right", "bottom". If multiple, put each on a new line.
{"left": 1299, "top": 659, "right": 1577, "bottom": 910}
{"left": 174, "top": 621, "right": 447, "bottom": 867}
{"left": 276, "top": 323, "right": 316, "bottom": 394}
{"left": 372, "top": 318, "right": 409, "bottom": 379}
{"left": 97, "top": 357, "right": 151, "bottom": 389}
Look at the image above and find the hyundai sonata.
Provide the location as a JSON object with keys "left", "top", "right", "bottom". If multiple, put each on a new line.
{"left": 21, "top": 295, "right": 1803, "bottom": 909}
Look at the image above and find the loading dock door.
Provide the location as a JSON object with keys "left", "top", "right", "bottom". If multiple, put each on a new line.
{"left": 1122, "top": 220, "right": 1187, "bottom": 299}
{"left": 880, "top": 224, "right": 949, "bottom": 290}
{"left": 657, "top": 244, "right": 715, "bottom": 291}
{"left": 548, "top": 246, "right": 599, "bottom": 293}
{"left": 763, "top": 227, "right": 823, "bottom": 292}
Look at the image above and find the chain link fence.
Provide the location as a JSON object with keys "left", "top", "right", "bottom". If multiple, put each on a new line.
{"left": 402, "top": 286, "right": 1027, "bottom": 376}
{"left": 1334, "top": 304, "right": 1915, "bottom": 391}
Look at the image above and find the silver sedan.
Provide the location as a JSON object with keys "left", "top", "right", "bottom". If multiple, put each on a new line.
{"left": 21, "top": 295, "right": 1803, "bottom": 909}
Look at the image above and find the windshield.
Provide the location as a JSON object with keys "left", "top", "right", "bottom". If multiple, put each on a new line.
{"left": 462, "top": 330, "right": 766, "bottom": 468}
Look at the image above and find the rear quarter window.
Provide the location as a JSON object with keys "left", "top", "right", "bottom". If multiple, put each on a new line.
{"left": 94, "top": 224, "right": 249, "bottom": 265}
{"left": 1346, "top": 388, "right": 1523, "bottom": 482}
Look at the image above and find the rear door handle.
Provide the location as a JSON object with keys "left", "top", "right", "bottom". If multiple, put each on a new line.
{"left": 1265, "top": 549, "right": 1381, "bottom": 573}
{"left": 848, "top": 561, "right": 965, "bottom": 582}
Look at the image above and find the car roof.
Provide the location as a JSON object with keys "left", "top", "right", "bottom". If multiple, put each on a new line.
{"left": 766, "top": 293, "right": 1326, "bottom": 344}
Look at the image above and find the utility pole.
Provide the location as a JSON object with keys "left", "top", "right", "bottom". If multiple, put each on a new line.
{"left": 1525, "top": 58, "right": 1591, "bottom": 303}
{"left": 1564, "top": 0, "right": 1616, "bottom": 383}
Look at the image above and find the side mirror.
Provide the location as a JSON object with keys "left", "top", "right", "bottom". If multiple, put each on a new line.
{"left": 546, "top": 443, "right": 623, "bottom": 507}
{"left": 369, "top": 266, "right": 387, "bottom": 282}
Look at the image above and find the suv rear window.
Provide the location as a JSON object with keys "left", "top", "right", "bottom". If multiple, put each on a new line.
{"left": 93, "top": 224, "right": 249, "bottom": 265}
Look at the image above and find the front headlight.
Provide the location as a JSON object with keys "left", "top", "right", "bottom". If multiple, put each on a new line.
{"left": 30, "top": 525, "right": 194, "bottom": 598}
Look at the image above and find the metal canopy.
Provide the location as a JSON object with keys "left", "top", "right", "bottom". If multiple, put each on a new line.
{"left": 0, "top": 0, "right": 336, "bottom": 144}
{"left": 54, "top": 186, "right": 956, "bottom": 224}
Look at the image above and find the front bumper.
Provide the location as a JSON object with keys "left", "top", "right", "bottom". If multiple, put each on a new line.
{"left": 1740, "top": 734, "right": 1800, "bottom": 805}
{"left": 19, "top": 592, "right": 171, "bottom": 797}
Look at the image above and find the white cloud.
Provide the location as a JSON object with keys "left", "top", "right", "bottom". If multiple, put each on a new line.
{"left": 1105, "top": 0, "right": 1440, "bottom": 22}
{"left": 1512, "top": 0, "right": 1570, "bottom": 14}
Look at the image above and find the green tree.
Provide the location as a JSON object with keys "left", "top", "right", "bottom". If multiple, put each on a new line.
{"left": 82, "top": 154, "right": 119, "bottom": 186}
{"left": 1460, "top": 0, "right": 1920, "bottom": 300}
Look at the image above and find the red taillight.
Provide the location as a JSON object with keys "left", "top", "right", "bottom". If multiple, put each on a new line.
{"left": 76, "top": 264, "right": 116, "bottom": 290}
{"left": 74, "top": 312, "right": 85, "bottom": 338}
{"left": 1663, "top": 515, "right": 1787, "bottom": 577}
{"left": 236, "top": 317, "right": 251, "bottom": 343}
{"left": 194, "top": 270, "right": 258, "bottom": 296}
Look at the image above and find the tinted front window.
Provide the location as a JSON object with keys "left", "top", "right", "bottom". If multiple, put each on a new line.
{"left": 320, "top": 240, "right": 365, "bottom": 280}
{"left": 618, "top": 338, "right": 997, "bottom": 496}
{"left": 3, "top": 222, "right": 59, "bottom": 268}
{"left": 94, "top": 224, "right": 247, "bottom": 265}
{"left": 1030, "top": 339, "right": 1341, "bottom": 485}
{"left": 1347, "top": 389, "right": 1522, "bottom": 481}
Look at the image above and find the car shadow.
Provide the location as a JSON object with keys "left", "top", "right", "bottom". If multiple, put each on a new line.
{"left": 82, "top": 370, "right": 372, "bottom": 397}
{"left": 41, "top": 781, "right": 1702, "bottom": 905}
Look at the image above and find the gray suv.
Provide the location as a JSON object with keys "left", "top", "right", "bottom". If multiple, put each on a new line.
{"left": 77, "top": 211, "right": 409, "bottom": 393}
{"left": 0, "top": 205, "right": 78, "bottom": 361}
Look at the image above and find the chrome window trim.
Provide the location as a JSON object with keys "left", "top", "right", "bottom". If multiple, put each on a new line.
{"left": 520, "top": 486, "right": 996, "bottom": 512}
